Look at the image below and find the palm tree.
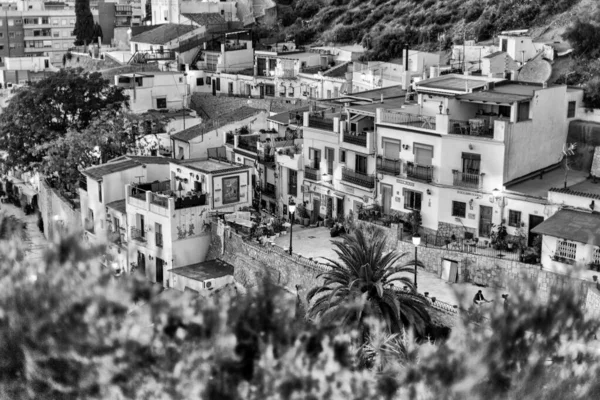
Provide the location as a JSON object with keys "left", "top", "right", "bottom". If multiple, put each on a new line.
{"left": 306, "top": 228, "right": 431, "bottom": 335}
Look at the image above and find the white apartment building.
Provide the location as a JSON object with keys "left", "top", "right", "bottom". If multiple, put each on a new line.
{"left": 114, "top": 70, "right": 189, "bottom": 113}
{"left": 125, "top": 158, "right": 252, "bottom": 285}
{"left": 151, "top": 0, "right": 239, "bottom": 24}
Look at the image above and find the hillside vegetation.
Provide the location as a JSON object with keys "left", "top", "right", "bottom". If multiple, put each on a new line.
{"left": 276, "top": 0, "right": 582, "bottom": 60}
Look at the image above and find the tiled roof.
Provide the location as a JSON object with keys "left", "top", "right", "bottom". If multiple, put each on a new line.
{"left": 82, "top": 160, "right": 140, "bottom": 181}
{"left": 130, "top": 24, "right": 197, "bottom": 45}
{"left": 549, "top": 188, "right": 600, "bottom": 200}
{"left": 170, "top": 259, "right": 234, "bottom": 281}
{"left": 106, "top": 199, "right": 127, "bottom": 214}
{"left": 172, "top": 106, "right": 265, "bottom": 142}
{"left": 182, "top": 13, "right": 226, "bottom": 26}
{"left": 531, "top": 209, "right": 600, "bottom": 244}
{"left": 323, "top": 61, "right": 350, "bottom": 78}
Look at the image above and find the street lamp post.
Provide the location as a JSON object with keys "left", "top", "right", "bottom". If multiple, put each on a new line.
{"left": 288, "top": 198, "right": 296, "bottom": 255}
{"left": 412, "top": 235, "right": 421, "bottom": 291}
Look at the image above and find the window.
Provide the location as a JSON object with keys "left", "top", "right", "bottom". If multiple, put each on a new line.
{"left": 404, "top": 189, "right": 422, "bottom": 211}
{"left": 508, "top": 210, "right": 521, "bottom": 227}
{"left": 8, "top": 19, "right": 14, "bottom": 26}
{"left": 61, "top": 19, "right": 67, "bottom": 25}
{"left": 205, "top": 77, "right": 211, "bottom": 85}
{"left": 0, "top": 33, "right": 3, "bottom": 38}
{"left": 8, "top": 32, "right": 14, "bottom": 38}
{"left": 288, "top": 169, "right": 297, "bottom": 196}
{"left": 452, "top": 201, "right": 466, "bottom": 218}
{"left": 556, "top": 240, "right": 576, "bottom": 260}
{"left": 567, "top": 101, "right": 576, "bottom": 118}
{"left": 69, "top": 19, "right": 75, "bottom": 25}
{"left": 62, "top": 31, "right": 69, "bottom": 37}
{"left": 52, "top": 19, "right": 58, "bottom": 26}
{"left": 594, "top": 248, "right": 600, "bottom": 264}
{"left": 308, "top": 147, "right": 321, "bottom": 168}
{"left": 155, "top": 223, "right": 163, "bottom": 247}
{"left": 9, "top": 43, "right": 15, "bottom": 49}
{"left": 14, "top": 19, "right": 22, "bottom": 25}
{"left": 355, "top": 154, "right": 367, "bottom": 174}
{"left": 517, "top": 101, "right": 530, "bottom": 122}
{"left": 215, "top": 77, "right": 220, "bottom": 91}
{"left": 339, "top": 149, "right": 346, "bottom": 163}
{"left": 382, "top": 139, "right": 400, "bottom": 159}
{"left": 53, "top": 32, "right": 59, "bottom": 37}
{"left": 0, "top": 45, "right": 3, "bottom": 50}
{"left": 462, "top": 152, "right": 481, "bottom": 174}
{"left": 156, "top": 97, "right": 167, "bottom": 109}
{"left": 42, "top": 17, "right": 49, "bottom": 24}
{"left": 196, "top": 77, "right": 203, "bottom": 86}
{"left": 498, "top": 105, "right": 511, "bottom": 118}
{"left": 414, "top": 143, "right": 433, "bottom": 165}
{"left": 178, "top": 146, "right": 184, "bottom": 160}
{"left": 265, "top": 84, "right": 275, "bottom": 96}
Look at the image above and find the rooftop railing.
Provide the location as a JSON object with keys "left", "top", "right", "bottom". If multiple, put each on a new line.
{"left": 380, "top": 110, "right": 437, "bottom": 131}
{"left": 406, "top": 162, "right": 433, "bottom": 182}
{"left": 452, "top": 170, "right": 484, "bottom": 190}
{"left": 307, "top": 116, "right": 334, "bottom": 131}
{"left": 342, "top": 133, "right": 367, "bottom": 147}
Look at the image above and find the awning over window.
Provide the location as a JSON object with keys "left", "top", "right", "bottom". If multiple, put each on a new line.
{"left": 531, "top": 209, "right": 600, "bottom": 244}
{"left": 461, "top": 152, "right": 481, "bottom": 160}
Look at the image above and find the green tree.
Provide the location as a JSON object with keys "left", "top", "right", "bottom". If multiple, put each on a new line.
{"left": 563, "top": 19, "right": 600, "bottom": 59}
{"left": 74, "top": 0, "right": 96, "bottom": 45}
{"left": 0, "top": 68, "right": 128, "bottom": 172}
{"left": 306, "top": 228, "right": 431, "bottom": 335}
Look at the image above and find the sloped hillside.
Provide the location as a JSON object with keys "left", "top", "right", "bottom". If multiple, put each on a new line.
{"left": 276, "top": 0, "right": 587, "bottom": 60}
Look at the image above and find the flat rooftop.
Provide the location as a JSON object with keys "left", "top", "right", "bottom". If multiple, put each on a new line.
{"left": 343, "top": 85, "right": 405, "bottom": 101}
{"left": 506, "top": 167, "right": 589, "bottom": 198}
{"left": 179, "top": 159, "right": 250, "bottom": 174}
{"left": 347, "top": 98, "right": 406, "bottom": 115}
{"left": 417, "top": 74, "right": 500, "bottom": 93}
{"left": 170, "top": 259, "right": 234, "bottom": 281}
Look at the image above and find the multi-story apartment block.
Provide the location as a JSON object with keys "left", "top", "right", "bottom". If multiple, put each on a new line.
{"left": 80, "top": 154, "right": 252, "bottom": 287}
{"left": 151, "top": 0, "right": 240, "bottom": 25}
{"left": 0, "top": 3, "right": 25, "bottom": 66}
{"left": 373, "top": 74, "right": 582, "bottom": 242}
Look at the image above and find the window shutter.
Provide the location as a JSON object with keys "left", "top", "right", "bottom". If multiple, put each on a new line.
{"left": 309, "top": 148, "right": 314, "bottom": 160}
{"left": 324, "top": 149, "right": 328, "bottom": 160}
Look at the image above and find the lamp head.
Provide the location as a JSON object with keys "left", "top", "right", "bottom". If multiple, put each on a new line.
{"left": 492, "top": 188, "right": 500, "bottom": 199}
{"left": 288, "top": 197, "right": 296, "bottom": 213}
{"left": 412, "top": 235, "right": 421, "bottom": 246}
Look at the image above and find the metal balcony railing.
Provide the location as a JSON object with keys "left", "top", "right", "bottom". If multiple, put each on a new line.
{"left": 377, "top": 156, "right": 401, "bottom": 175}
{"left": 452, "top": 170, "right": 483, "bottom": 189}
{"left": 342, "top": 167, "right": 375, "bottom": 189}
{"left": 342, "top": 133, "right": 367, "bottom": 147}
{"left": 237, "top": 140, "right": 258, "bottom": 153}
{"left": 130, "top": 227, "right": 146, "bottom": 242}
{"left": 155, "top": 232, "right": 163, "bottom": 248}
{"left": 406, "top": 162, "right": 433, "bottom": 182}
{"left": 308, "top": 117, "right": 334, "bottom": 131}
{"left": 304, "top": 166, "right": 321, "bottom": 181}
{"left": 261, "top": 184, "right": 276, "bottom": 197}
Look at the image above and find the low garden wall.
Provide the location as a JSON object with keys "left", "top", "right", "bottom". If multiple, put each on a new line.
{"left": 38, "top": 180, "right": 82, "bottom": 242}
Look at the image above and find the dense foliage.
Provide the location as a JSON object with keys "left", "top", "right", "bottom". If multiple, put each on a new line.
{"left": 0, "top": 68, "right": 127, "bottom": 172}
{"left": 275, "top": 0, "right": 579, "bottom": 60}
{"left": 1, "top": 220, "right": 600, "bottom": 399}
{"left": 74, "top": 0, "right": 96, "bottom": 45}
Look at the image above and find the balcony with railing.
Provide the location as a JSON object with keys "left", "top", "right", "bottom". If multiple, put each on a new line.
{"left": 379, "top": 110, "right": 437, "bottom": 131}
{"left": 84, "top": 218, "right": 95, "bottom": 234}
{"left": 304, "top": 166, "right": 321, "bottom": 181}
{"left": 377, "top": 156, "right": 401, "bottom": 175}
{"left": 452, "top": 170, "right": 484, "bottom": 189}
{"left": 261, "top": 183, "right": 276, "bottom": 198}
{"left": 406, "top": 162, "right": 433, "bottom": 182}
{"left": 155, "top": 232, "right": 163, "bottom": 248}
{"left": 342, "top": 167, "right": 375, "bottom": 189}
{"left": 108, "top": 231, "right": 122, "bottom": 245}
{"left": 308, "top": 116, "right": 335, "bottom": 131}
{"left": 130, "top": 227, "right": 145, "bottom": 242}
{"left": 236, "top": 137, "right": 259, "bottom": 153}
{"left": 128, "top": 185, "right": 209, "bottom": 213}
{"left": 343, "top": 133, "right": 367, "bottom": 147}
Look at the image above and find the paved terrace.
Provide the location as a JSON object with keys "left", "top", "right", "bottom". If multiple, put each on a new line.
{"left": 273, "top": 226, "right": 498, "bottom": 309}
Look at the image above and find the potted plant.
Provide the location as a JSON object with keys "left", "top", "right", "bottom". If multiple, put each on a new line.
{"left": 409, "top": 210, "right": 422, "bottom": 236}
{"left": 330, "top": 222, "right": 346, "bottom": 237}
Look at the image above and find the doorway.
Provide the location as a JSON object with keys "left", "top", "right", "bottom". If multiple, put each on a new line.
{"left": 381, "top": 184, "right": 393, "bottom": 215}
{"left": 212, "top": 79, "right": 216, "bottom": 96}
{"left": 156, "top": 257, "right": 164, "bottom": 285}
{"left": 528, "top": 215, "right": 545, "bottom": 246}
{"left": 479, "top": 205, "right": 493, "bottom": 237}
{"left": 441, "top": 259, "right": 458, "bottom": 283}
{"left": 137, "top": 251, "right": 146, "bottom": 275}
{"left": 312, "top": 197, "right": 321, "bottom": 223}
{"left": 259, "top": 85, "right": 264, "bottom": 98}
{"left": 326, "top": 196, "right": 333, "bottom": 219}
{"left": 336, "top": 197, "right": 344, "bottom": 218}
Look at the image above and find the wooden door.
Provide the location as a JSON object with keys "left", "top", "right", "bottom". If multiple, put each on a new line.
{"left": 312, "top": 198, "right": 321, "bottom": 223}
{"left": 381, "top": 184, "right": 392, "bottom": 215}
{"left": 479, "top": 205, "right": 493, "bottom": 237}
{"left": 156, "top": 257, "right": 164, "bottom": 285}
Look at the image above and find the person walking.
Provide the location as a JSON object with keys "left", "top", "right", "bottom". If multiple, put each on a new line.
{"left": 473, "top": 290, "right": 491, "bottom": 305}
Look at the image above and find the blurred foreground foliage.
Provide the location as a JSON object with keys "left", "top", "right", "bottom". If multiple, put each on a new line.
{"left": 1, "top": 219, "right": 600, "bottom": 399}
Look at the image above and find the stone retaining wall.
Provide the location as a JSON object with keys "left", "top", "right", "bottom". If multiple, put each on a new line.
{"left": 396, "top": 240, "right": 594, "bottom": 305}
{"left": 38, "top": 180, "right": 82, "bottom": 241}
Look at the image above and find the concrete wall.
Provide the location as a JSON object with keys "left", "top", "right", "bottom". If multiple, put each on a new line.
{"left": 39, "top": 180, "right": 82, "bottom": 242}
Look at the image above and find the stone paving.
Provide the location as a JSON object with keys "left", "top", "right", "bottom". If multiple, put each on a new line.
{"left": 1, "top": 203, "right": 49, "bottom": 262}
{"left": 273, "top": 226, "right": 500, "bottom": 309}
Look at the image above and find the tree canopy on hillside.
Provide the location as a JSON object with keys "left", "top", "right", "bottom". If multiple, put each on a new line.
{"left": 0, "top": 68, "right": 128, "bottom": 173}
